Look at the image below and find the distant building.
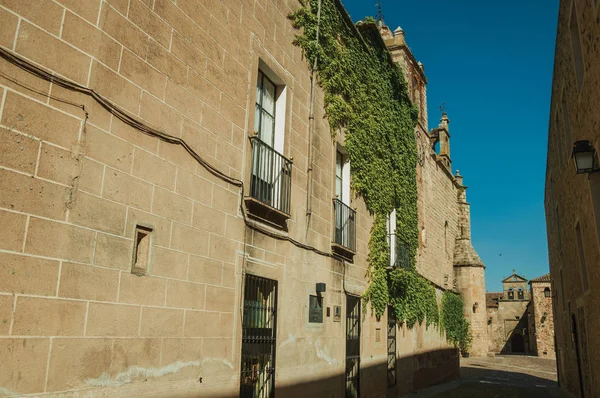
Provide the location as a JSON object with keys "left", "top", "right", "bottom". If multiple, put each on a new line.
{"left": 486, "top": 272, "right": 555, "bottom": 358}
{"left": 527, "top": 274, "right": 555, "bottom": 359}
{"left": 486, "top": 272, "right": 531, "bottom": 354}
{"left": 545, "top": 0, "right": 600, "bottom": 396}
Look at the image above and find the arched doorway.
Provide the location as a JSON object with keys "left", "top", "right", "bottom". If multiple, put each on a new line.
{"left": 511, "top": 333, "right": 525, "bottom": 353}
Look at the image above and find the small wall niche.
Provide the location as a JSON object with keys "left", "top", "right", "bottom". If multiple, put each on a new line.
{"left": 132, "top": 225, "right": 153, "bottom": 275}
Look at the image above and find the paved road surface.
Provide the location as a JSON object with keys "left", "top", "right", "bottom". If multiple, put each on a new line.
{"left": 407, "top": 355, "right": 569, "bottom": 398}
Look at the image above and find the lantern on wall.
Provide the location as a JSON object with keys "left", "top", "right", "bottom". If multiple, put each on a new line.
{"left": 572, "top": 141, "right": 599, "bottom": 174}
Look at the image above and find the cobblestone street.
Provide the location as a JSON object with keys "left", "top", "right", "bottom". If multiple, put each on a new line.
{"left": 407, "top": 355, "right": 568, "bottom": 397}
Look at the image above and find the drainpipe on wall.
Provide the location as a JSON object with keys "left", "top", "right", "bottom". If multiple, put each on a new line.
{"left": 306, "top": 0, "right": 322, "bottom": 220}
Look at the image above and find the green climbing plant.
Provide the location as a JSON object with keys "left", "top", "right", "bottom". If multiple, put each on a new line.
{"left": 440, "top": 291, "right": 472, "bottom": 351}
{"left": 290, "top": 0, "right": 435, "bottom": 322}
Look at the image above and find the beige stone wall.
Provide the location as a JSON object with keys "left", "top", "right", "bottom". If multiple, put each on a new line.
{"left": 454, "top": 266, "right": 487, "bottom": 356}
{"left": 486, "top": 300, "right": 529, "bottom": 353}
{"left": 546, "top": 0, "right": 600, "bottom": 396}
{"left": 0, "top": 0, "right": 460, "bottom": 397}
{"left": 530, "top": 282, "right": 556, "bottom": 358}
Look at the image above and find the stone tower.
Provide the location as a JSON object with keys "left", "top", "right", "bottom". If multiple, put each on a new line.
{"left": 453, "top": 171, "right": 488, "bottom": 356}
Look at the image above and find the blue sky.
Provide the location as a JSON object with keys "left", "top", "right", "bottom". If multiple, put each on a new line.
{"left": 342, "top": 0, "right": 559, "bottom": 292}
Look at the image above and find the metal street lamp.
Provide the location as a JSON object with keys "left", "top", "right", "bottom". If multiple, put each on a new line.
{"left": 572, "top": 140, "right": 600, "bottom": 174}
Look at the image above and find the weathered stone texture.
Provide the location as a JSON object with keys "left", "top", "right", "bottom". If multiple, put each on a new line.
{"left": 546, "top": 0, "right": 600, "bottom": 396}
{"left": 0, "top": 0, "right": 473, "bottom": 396}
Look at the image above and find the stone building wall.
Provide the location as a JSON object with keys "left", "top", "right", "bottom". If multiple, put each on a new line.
{"left": 546, "top": 0, "right": 600, "bottom": 396}
{"left": 530, "top": 282, "right": 556, "bottom": 358}
{"left": 0, "top": 0, "right": 461, "bottom": 397}
{"left": 487, "top": 300, "right": 529, "bottom": 354}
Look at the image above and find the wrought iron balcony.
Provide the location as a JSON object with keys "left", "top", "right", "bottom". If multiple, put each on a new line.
{"left": 246, "top": 137, "right": 292, "bottom": 227}
{"left": 389, "top": 234, "right": 410, "bottom": 269}
{"left": 333, "top": 198, "right": 356, "bottom": 257}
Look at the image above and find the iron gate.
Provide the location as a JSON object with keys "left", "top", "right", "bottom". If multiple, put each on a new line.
{"left": 387, "top": 306, "right": 397, "bottom": 388}
{"left": 346, "top": 295, "right": 361, "bottom": 398}
{"left": 240, "top": 275, "right": 278, "bottom": 398}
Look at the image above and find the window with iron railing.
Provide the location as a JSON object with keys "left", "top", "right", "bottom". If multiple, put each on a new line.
{"left": 249, "top": 137, "right": 292, "bottom": 215}
{"left": 248, "top": 69, "right": 292, "bottom": 216}
{"left": 333, "top": 198, "right": 356, "bottom": 252}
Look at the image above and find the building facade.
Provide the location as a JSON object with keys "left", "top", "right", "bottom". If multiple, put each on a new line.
{"left": 527, "top": 274, "right": 556, "bottom": 359}
{"left": 485, "top": 272, "right": 555, "bottom": 358}
{"left": 486, "top": 273, "right": 531, "bottom": 354}
{"left": 0, "top": 0, "right": 485, "bottom": 397}
{"left": 546, "top": 0, "right": 600, "bottom": 396}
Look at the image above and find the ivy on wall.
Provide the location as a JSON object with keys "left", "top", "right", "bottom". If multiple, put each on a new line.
{"left": 291, "top": 1, "right": 471, "bottom": 342}
{"left": 440, "top": 291, "right": 472, "bottom": 352}
{"left": 290, "top": 0, "right": 433, "bottom": 322}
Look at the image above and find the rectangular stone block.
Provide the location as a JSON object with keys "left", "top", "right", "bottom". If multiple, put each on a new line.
{"left": 103, "top": 168, "right": 153, "bottom": 211}
{"left": 0, "top": 6, "right": 17, "bottom": 48}
{"left": 1, "top": 0, "right": 64, "bottom": 35}
{"left": 154, "top": 0, "right": 193, "bottom": 39}
{"left": 171, "top": 32, "right": 206, "bottom": 74}
{"left": 139, "top": 91, "right": 182, "bottom": 136}
{"left": 85, "top": 124, "right": 133, "bottom": 172}
{"left": 184, "top": 310, "right": 219, "bottom": 337}
{"left": 187, "top": 69, "right": 221, "bottom": 111}
{"left": 208, "top": 234, "right": 238, "bottom": 263}
{"left": 202, "top": 337, "right": 232, "bottom": 359}
{"left": 94, "top": 232, "right": 132, "bottom": 270}
{"left": 180, "top": 120, "right": 217, "bottom": 161}
{"left": 152, "top": 187, "right": 192, "bottom": 225}
{"left": 212, "top": 185, "right": 239, "bottom": 216}
{"left": 48, "top": 83, "right": 111, "bottom": 132}
{"left": 0, "top": 252, "right": 59, "bottom": 296}
{"left": 86, "top": 302, "right": 141, "bottom": 336}
{"left": 152, "top": 246, "right": 188, "bottom": 279}
{"left": 0, "top": 58, "right": 51, "bottom": 103}
{"left": 128, "top": 0, "right": 172, "bottom": 48}
{"left": 160, "top": 338, "right": 203, "bottom": 368}
{"left": 125, "top": 207, "right": 171, "bottom": 247}
{"left": 0, "top": 295, "right": 12, "bottom": 334}
{"left": 120, "top": 49, "right": 167, "bottom": 98}
{"left": 204, "top": 285, "right": 235, "bottom": 313}
{"left": 56, "top": 0, "right": 101, "bottom": 23}
{"left": 98, "top": 2, "right": 148, "bottom": 57}
{"left": 188, "top": 255, "right": 223, "bottom": 286}
{"left": 110, "top": 337, "right": 162, "bottom": 373}
{"left": 175, "top": 169, "right": 212, "bottom": 205}
{"left": 25, "top": 217, "right": 95, "bottom": 263}
{"left": 88, "top": 61, "right": 141, "bottom": 114}
{"left": 46, "top": 338, "right": 112, "bottom": 391}
{"left": 0, "top": 209, "right": 26, "bottom": 251}
{"left": 1, "top": 90, "right": 81, "bottom": 148}
{"left": 0, "top": 168, "right": 69, "bottom": 221}
{"left": 111, "top": 117, "right": 158, "bottom": 153}
{"left": 36, "top": 142, "right": 79, "bottom": 185}
{"left": 118, "top": 272, "right": 166, "bottom": 306}
{"left": 157, "top": 140, "right": 198, "bottom": 172}
{"left": 146, "top": 38, "right": 188, "bottom": 86}
{"left": 131, "top": 148, "right": 176, "bottom": 190}
{"left": 166, "top": 279, "right": 205, "bottom": 310}
{"left": 15, "top": 22, "right": 91, "bottom": 85}
{"left": 58, "top": 263, "right": 119, "bottom": 301}
{"left": 69, "top": 191, "right": 127, "bottom": 235}
{"left": 12, "top": 296, "right": 86, "bottom": 336}
{"left": 0, "top": 127, "right": 39, "bottom": 175}
{"left": 0, "top": 338, "right": 50, "bottom": 394}
{"left": 190, "top": 23, "right": 223, "bottom": 65}
{"left": 140, "top": 307, "right": 184, "bottom": 337}
{"left": 62, "top": 10, "right": 122, "bottom": 71}
{"left": 201, "top": 103, "right": 233, "bottom": 141}
{"left": 170, "top": 223, "right": 209, "bottom": 256}
{"left": 165, "top": 79, "right": 203, "bottom": 122}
